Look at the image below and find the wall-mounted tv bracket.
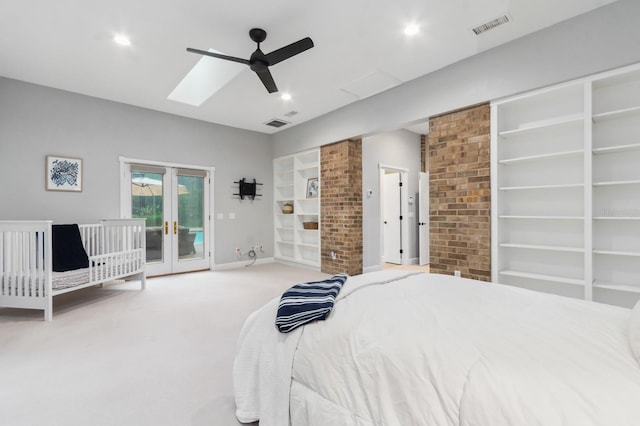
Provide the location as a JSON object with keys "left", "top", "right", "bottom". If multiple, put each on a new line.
{"left": 234, "top": 178, "right": 263, "bottom": 200}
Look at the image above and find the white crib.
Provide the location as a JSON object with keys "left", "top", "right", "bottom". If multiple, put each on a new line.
{"left": 0, "top": 219, "right": 146, "bottom": 321}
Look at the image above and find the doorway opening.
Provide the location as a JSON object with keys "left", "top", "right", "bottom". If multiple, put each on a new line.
{"left": 119, "top": 158, "right": 214, "bottom": 276}
{"left": 379, "top": 165, "right": 409, "bottom": 267}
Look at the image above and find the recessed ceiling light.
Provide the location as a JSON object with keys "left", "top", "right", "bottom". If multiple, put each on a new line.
{"left": 281, "top": 93, "right": 292, "bottom": 101}
{"left": 114, "top": 34, "right": 131, "bottom": 46}
{"left": 404, "top": 23, "right": 420, "bottom": 37}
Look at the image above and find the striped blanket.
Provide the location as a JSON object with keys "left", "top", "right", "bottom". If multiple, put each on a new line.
{"left": 275, "top": 274, "right": 347, "bottom": 333}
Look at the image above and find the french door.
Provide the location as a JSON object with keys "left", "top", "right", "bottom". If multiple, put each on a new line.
{"left": 122, "top": 161, "right": 211, "bottom": 276}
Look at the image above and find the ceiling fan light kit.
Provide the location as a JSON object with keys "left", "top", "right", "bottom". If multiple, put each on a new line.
{"left": 187, "top": 28, "right": 314, "bottom": 94}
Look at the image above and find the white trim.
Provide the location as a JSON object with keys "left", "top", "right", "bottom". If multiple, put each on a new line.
{"left": 583, "top": 81, "right": 593, "bottom": 302}
{"left": 119, "top": 156, "right": 215, "bottom": 172}
{"left": 119, "top": 157, "right": 216, "bottom": 271}
{"left": 378, "top": 164, "right": 410, "bottom": 266}
{"left": 214, "top": 257, "right": 276, "bottom": 270}
{"left": 490, "top": 103, "right": 499, "bottom": 283}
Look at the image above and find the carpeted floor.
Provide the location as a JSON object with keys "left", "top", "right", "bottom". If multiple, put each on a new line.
{"left": 0, "top": 263, "right": 329, "bottom": 426}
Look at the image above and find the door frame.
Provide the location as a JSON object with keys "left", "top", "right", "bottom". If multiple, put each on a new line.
{"left": 378, "top": 164, "right": 409, "bottom": 267}
{"left": 119, "top": 156, "right": 215, "bottom": 272}
{"left": 419, "top": 171, "right": 430, "bottom": 266}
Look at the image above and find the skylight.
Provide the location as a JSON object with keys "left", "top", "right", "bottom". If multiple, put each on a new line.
{"left": 168, "top": 49, "right": 245, "bottom": 106}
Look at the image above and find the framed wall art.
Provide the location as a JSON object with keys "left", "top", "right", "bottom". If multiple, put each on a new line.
{"left": 306, "top": 177, "right": 319, "bottom": 198}
{"left": 46, "top": 155, "right": 83, "bottom": 192}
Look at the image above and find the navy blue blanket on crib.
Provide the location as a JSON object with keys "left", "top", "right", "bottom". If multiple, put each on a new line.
{"left": 275, "top": 274, "right": 347, "bottom": 333}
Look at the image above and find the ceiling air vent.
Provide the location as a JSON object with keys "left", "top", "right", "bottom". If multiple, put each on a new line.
{"left": 264, "top": 119, "right": 290, "bottom": 128}
{"left": 472, "top": 15, "right": 510, "bottom": 35}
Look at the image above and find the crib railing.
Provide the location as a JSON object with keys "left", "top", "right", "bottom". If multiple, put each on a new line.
{"left": 0, "top": 221, "right": 53, "bottom": 313}
{"left": 1, "top": 219, "right": 145, "bottom": 320}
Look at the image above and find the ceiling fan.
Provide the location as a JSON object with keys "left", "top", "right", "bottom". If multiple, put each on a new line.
{"left": 187, "top": 28, "right": 314, "bottom": 94}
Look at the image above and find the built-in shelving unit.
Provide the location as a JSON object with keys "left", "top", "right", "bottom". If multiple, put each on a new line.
{"left": 273, "top": 149, "right": 320, "bottom": 268}
{"left": 492, "top": 63, "right": 640, "bottom": 307}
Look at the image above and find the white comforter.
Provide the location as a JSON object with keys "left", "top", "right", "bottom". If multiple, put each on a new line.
{"left": 234, "top": 271, "right": 640, "bottom": 425}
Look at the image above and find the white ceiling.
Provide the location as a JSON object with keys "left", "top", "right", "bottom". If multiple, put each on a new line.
{"left": 0, "top": 0, "right": 616, "bottom": 134}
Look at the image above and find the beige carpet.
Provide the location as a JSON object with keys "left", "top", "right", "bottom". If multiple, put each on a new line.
{"left": 0, "top": 263, "right": 329, "bottom": 426}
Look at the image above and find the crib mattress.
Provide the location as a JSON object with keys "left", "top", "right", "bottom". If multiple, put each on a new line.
{"left": 1, "top": 263, "right": 140, "bottom": 296}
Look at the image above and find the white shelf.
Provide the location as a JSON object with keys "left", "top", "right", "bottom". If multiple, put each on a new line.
{"left": 274, "top": 149, "right": 321, "bottom": 268}
{"left": 592, "top": 143, "right": 640, "bottom": 155}
{"left": 593, "top": 249, "right": 640, "bottom": 257}
{"left": 499, "top": 215, "right": 584, "bottom": 220}
{"left": 297, "top": 242, "right": 319, "bottom": 249}
{"left": 499, "top": 270, "right": 584, "bottom": 287}
{"left": 296, "top": 165, "right": 319, "bottom": 173}
{"left": 498, "top": 114, "right": 583, "bottom": 138}
{"left": 499, "top": 150, "right": 583, "bottom": 165}
{"left": 499, "top": 183, "right": 583, "bottom": 191}
{"left": 500, "top": 243, "right": 584, "bottom": 253}
{"left": 493, "top": 64, "right": 640, "bottom": 307}
{"left": 593, "top": 216, "right": 640, "bottom": 221}
{"left": 592, "top": 105, "right": 640, "bottom": 122}
{"left": 592, "top": 180, "right": 640, "bottom": 187}
{"left": 593, "top": 281, "right": 640, "bottom": 294}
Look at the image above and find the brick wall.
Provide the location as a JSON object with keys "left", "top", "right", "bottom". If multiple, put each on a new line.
{"left": 428, "top": 103, "right": 491, "bottom": 281}
{"left": 320, "top": 139, "right": 363, "bottom": 275}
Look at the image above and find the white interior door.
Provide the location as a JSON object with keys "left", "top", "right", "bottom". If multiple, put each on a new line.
{"left": 383, "top": 172, "right": 402, "bottom": 264}
{"left": 419, "top": 172, "right": 430, "bottom": 265}
{"left": 125, "top": 163, "right": 210, "bottom": 276}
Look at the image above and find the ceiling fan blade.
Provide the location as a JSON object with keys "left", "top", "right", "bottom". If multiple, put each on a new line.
{"left": 265, "top": 37, "right": 314, "bottom": 66}
{"left": 186, "top": 48, "right": 250, "bottom": 65}
{"left": 255, "top": 68, "right": 278, "bottom": 93}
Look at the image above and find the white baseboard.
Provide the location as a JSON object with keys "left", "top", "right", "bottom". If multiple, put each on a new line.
{"left": 214, "top": 257, "right": 275, "bottom": 270}
{"left": 406, "top": 257, "right": 419, "bottom": 266}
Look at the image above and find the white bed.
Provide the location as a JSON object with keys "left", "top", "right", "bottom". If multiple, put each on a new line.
{"left": 234, "top": 270, "right": 640, "bottom": 426}
{"left": 0, "top": 219, "right": 146, "bottom": 321}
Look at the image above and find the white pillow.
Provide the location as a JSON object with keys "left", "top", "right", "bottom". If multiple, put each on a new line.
{"left": 630, "top": 299, "right": 640, "bottom": 365}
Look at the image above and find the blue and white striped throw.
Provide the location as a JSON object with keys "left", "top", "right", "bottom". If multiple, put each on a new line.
{"left": 275, "top": 274, "right": 348, "bottom": 333}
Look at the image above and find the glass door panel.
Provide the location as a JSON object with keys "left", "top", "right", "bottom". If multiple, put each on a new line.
{"left": 178, "top": 174, "right": 204, "bottom": 261}
{"left": 172, "top": 169, "right": 209, "bottom": 273}
{"left": 131, "top": 171, "right": 165, "bottom": 264}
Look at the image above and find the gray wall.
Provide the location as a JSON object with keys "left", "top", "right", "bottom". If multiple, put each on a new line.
{"left": 271, "top": 0, "right": 640, "bottom": 272}
{"left": 272, "top": 0, "right": 640, "bottom": 156}
{"left": 0, "top": 78, "right": 273, "bottom": 265}
{"left": 362, "top": 130, "right": 421, "bottom": 271}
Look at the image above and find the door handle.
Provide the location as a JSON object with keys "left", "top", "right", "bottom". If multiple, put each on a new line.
{"left": 384, "top": 221, "right": 388, "bottom": 224}
{"left": 164, "top": 221, "right": 168, "bottom": 235}
{"left": 174, "top": 221, "right": 177, "bottom": 235}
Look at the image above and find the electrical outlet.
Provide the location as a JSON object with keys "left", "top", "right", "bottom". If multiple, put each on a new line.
{"left": 330, "top": 251, "right": 337, "bottom": 260}
{"left": 454, "top": 270, "right": 461, "bottom": 277}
